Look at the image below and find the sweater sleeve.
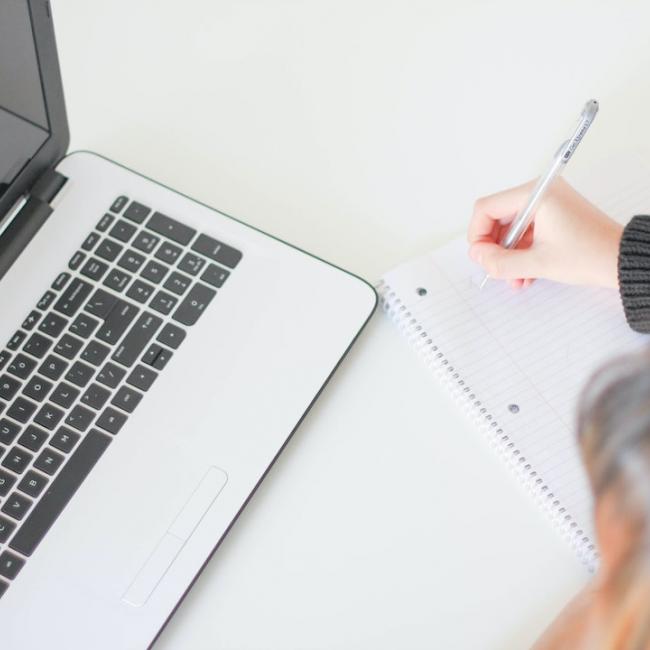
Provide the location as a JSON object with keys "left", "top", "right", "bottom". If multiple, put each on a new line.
{"left": 618, "top": 215, "right": 650, "bottom": 333}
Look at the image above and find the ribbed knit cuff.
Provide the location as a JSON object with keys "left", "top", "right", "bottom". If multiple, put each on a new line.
{"left": 618, "top": 215, "right": 650, "bottom": 333}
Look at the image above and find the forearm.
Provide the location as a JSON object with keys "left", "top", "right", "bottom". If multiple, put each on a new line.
{"left": 619, "top": 215, "right": 650, "bottom": 333}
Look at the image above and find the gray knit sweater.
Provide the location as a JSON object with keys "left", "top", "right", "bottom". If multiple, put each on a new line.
{"left": 619, "top": 215, "right": 650, "bottom": 333}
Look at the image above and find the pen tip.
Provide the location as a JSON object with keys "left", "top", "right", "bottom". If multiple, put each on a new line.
{"left": 479, "top": 275, "right": 489, "bottom": 290}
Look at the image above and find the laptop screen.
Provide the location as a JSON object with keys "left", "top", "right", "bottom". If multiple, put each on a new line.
{"left": 0, "top": 1, "right": 51, "bottom": 203}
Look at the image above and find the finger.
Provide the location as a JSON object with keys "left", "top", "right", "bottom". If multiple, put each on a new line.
{"left": 469, "top": 241, "right": 542, "bottom": 280}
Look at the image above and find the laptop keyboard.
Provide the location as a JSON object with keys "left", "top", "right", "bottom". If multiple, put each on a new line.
{"left": 0, "top": 196, "right": 242, "bottom": 599}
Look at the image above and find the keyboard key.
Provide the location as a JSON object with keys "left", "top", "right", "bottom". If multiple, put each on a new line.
{"left": 23, "top": 332, "right": 53, "bottom": 359}
{"left": 0, "top": 375, "right": 21, "bottom": 401}
{"left": 201, "top": 263, "right": 230, "bottom": 288}
{"left": 191, "top": 233, "right": 242, "bottom": 269}
{"left": 7, "top": 354, "right": 37, "bottom": 380}
{"left": 127, "top": 365, "right": 157, "bottom": 392}
{"left": 146, "top": 212, "right": 196, "bottom": 246}
{"left": 96, "top": 213, "right": 115, "bottom": 232}
{"left": 10, "top": 429, "right": 111, "bottom": 557}
{"left": 143, "top": 344, "right": 172, "bottom": 370}
{"left": 172, "top": 283, "right": 215, "bottom": 326}
{"left": 17, "top": 425, "right": 49, "bottom": 452}
{"left": 150, "top": 290, "right": 177, "bottom": 315}
{"left": 34, "top": 448, "right": 64, "bottom": 476}
{"left": 110, "top": 195, "right": 129, "bottom": 214}
{"left": 178, "top": 252, "right": 205, "bottom": 276}
{"left": 111, "top": 386, "right": 142, "bottom": 413}
{"left": 109, "top": 219, "right": 137, "bottom": 243}
{"left": 140, "top": 260, "right": 169, "bottom": 285}
{"left": 0, "top": 420, "right": 21, "bottom": 446}
{"left": 163, "top": 271, "right": 192, "bottom": 296}
{"left": 0, "top": 515, "right": 16, "bottom": 543}
{"left": 81, "top": 232, "right": 100, "bottom": 252}
{"left": 69, "top": 313, "right": 100, "bottom": 339}
{"left": 126, "top": 279, "right": 155, "bottom": 304}
{"left": 132, "top": 231, "right": 159, "bottom": 254}
{"left": 54, "top": 278, "right": 93, "bottom": 317}
{"left": 0, "top": 351, "right": 11, "bottom": 372}
{"left": 50, "top": 382, "right": 80, "bottom": 409}
{"left": 0, "top": 469, "right": 17, "bottom": 497}
{"left": 37, "top": 290, "right": 56, "bottom": 311}
{"left": 50, "top": 427, "right": 80, "bottom": 454}
{"left": 96, "top": 362, "right": 126, "bottom": 389}
{"left": 1, "top": 494, "right": 32, "bottom": 521}
{"left": 23, "top": 376, "right": 53, "bottom": 402}
{"left": 0, "top": 579, "right": 9, "bottom": 597}
{"left": 34, "top": 403, "right": 65, "bottom": 430}
{"left": 2, "top": 447, "right": 33, "bottom": 474}
{"left": 54, "top": 334, "right": 84, "bottom": 360}
{"left": 95, "top": 238, "right": 123, "bottom": 263}
{"left": 52, "top": 272, "right": 71, "bottom": 291}
{"left": 7, "top": 398, "right": 37, "bottom": 423}
{"left": 85, "top": 288, "right": 118, "bottom": 319}
{"left": 65, "top": 405, "right": 95, "bottom": 432}
{"left": 18, "top": 470, "right": 49, "bottom": 499}
{"left": 7, "top": 331, "right": 26, "bottom": 351}
{"left": 80, "top": 257, "right": 109, "bottom": 282}
{"left": 103, "top": 268, "right": 132, "bottom": 292}
{"left": 123, "top": 201, "right": 150, "bottom": 224}
{"left": 112, "top": 313, "right": 162, "bottom": 368}
{"left": 156, "top": 323, "right": 186, "bottom": 349}
{"left": 22, "top": 310, "right": 41, "bottom": 331}
{"left": 81, "top": 383, "right": 111, "bottom": 410}
{"left": 96, "top": 408, "right": 127, "bottom": 435}
{"left": 117, "top": 249, "right": 145, "bottom": 273}
{"left": 155, "top": 241, "right": 182, "bottom": 264}
{"left": 39, "top": 355, "right": 68, "bottom": 381}
{"left": 64, "top": 361, "right": 95, "bottom": 388}
{"left": 68, "top": 251, "right": 86, "bottom": 271}
{"left": 38, "top": 312, "right": 68, "bottom": 338}
{"left": 96, "top": 301, "right": 139, "bottom": 345}
{"left": 80, "top": 340, "right": 111, "bottom": 367}
{"left": 0, "top": 550, "right": 25, "bottom": 580}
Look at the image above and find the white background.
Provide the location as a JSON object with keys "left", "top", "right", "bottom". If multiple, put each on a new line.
{"left": 52, "top": 1, "right": 650, "bottom": 648}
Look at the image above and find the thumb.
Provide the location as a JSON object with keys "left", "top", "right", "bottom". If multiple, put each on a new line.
{"left": 469, "top": 241, "right": 542, "bottom": 280}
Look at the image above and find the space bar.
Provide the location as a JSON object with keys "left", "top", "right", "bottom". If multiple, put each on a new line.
{"left": 10, "top": 430, "right": 112, "bottom": 557}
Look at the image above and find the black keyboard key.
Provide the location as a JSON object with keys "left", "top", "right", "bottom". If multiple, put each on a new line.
{"left": 37, "top": 290, "right": 56, "bottom": 311}
{"left": 123, "top": 201, "right": 150, "bottom": 224}
{"left": 80, "top": 340, "right": 111, "bottom": 367}
{"left": 81, "top": 232, "right": 100, "bottom": 252}
{"left": 110, "top": 195, "right": 129, "bottom": 214}
{"left": 156, "top": 323, "right": 185, "bottom": 350}
{"left": 81, "top": 383, "right": 111, "bottom": 410}
{"left": 68, "top": 251, "right": 86, "bottom": 271}
{"left": 80, "top": 257, "right": 109, "bottom": 282}
{"left": 96, "top": 213, "right": 114, "bottom": 232}
{"left": 64, "top": 361, "right": 95, "bottom": 388}
{"left": 112, "top": 313, "right": 162, "bottom": 368}
{"left": 39, "top": 355, "right": 68, "bottom": 381}
{"left": 18, "top": 470, "right": 49, "bottom": 499}
{"left": 143, "top": 344, "right": 169, "bottom": 369}
{"left": 127, "top": 365, "right": 157, "bottom": 392}
{"left": 54, "top": 334, "right": 83, "bottom": 360}
{"left": 96, "top": 408, "right": 127, "bottom": 435}
{"left": 191, "top": 233, "right": 242, "bottom": 269}
{"left": 132, "top": 231, "right": 159, "bottom": 254}
{"left": 163, "top": 271, "right": 192, "bottom": 296}
{"left": 85, "top": 288, "right": 118, "bottom": 319}
{"left": 1, "top": 493, "right": 32, "bottom": 521}
{"left": 201, "top": 263, "right": 230, "bottom": 288}
{"left": 7, "top": 398, "right": 37, "bottom": 424}
{"left": 18, "top": 425, "right": 48, "bottom": 452}
{"left": 0, "top": 515, "right": 16, "bottom": 543}
{"left": 10, "top": 429, "right": 111, "bottom": 557}
{"left": 0, "top": 550, "right": 25, "bottom": 579}
{"left": 69, "top": 313, "right": 100, "bottom": 339}
{"left": 150, "top": 290, "right": 177, "bottom": 315}
{"left": 50, "top": 382, "right": 80, "bottom": 409}
{"left": 153, "top": 346, "right": 172, "bottom": 370}
{"left": 172, "top": 283, "right": 215, "bottom": 326}
{"left": 95, "top": 239, "right": 123, "bottom": 263}
{"left": 146, "top": 212, "right": 196, "bottom": 246}
{"left": 34, "top": 403, "right": 64, "bottom": 430}
{"left": 155, "top": 241, "right": 182, "bottom": 265}
{"left": 109, "top": 219, "right": 137, "bottom": 243}
{"left": 103, "top": 268, "right": 132, "bottom": 292}
{"left": 0, "top": 351, "right": 11, "bottom": 372}
{"left": 54, "top": 278, "right": 93, "bottom": 317}
{"left": 96, "top": 301, "right": 139, "bottom": 345}
{"left": 23, "top": 332, "right": 53, "bottom": 359}
{"left": 22, "top": 310, "right": 41, "bottom": 331}
{"left": 50, "top": 427, "right": 80, "bottom": 454}
{"left": 117, "top": 249, "right": 146, "bottom": 273}
{"left": 0, "top": 469, "right": 17, "bottom": 497}
{"left": 7, "top": 331, "right": 26, "bottom": 351}
{"left": 38, "top": 312, "right": 68, "bottom": 338}
{"left": 0, "top": 579, "right": 9, "bottom": 597}
{"left": 96, "top": 362, "right": 126, "bottom": 389}
{"left": 126, "top": 279, "right": 155, "bottom": 304}
{"left": 7, "top": 354, "right": 37, "bottom": 380}
{"left": 0, "top": 420, "right": 21, "bottom": 446}
{"left": 140, "top": 260, "right": 169, "bottom": 285}
{"left": 0, "top": 375, "right": 21, "bottom": 401}
{"left": 178, "top": 252, "right": 205, "bottom": 276}
{"left": 111, "top": 386, "right": 142, "bottom": 413}
{"left": 2, "top": 447, "right": 33, "bottom": 474}
{"left": 34, "top": 448, "right": 64, "bottom": 476}
{"left": 23, "top": 376, "right": 53, "bottom": 402}
{"left": 65, "top": 405, "right": 95, "bottom": 432}
{"left": 52, "top": 272, "right": 71, "bottom": 291}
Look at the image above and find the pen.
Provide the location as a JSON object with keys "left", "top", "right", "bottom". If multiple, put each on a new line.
{"left": 479, "top": 99, "right": 599, "bottom": 289}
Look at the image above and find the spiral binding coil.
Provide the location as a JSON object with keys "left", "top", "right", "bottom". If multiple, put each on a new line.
{"left": 377, "top": 279, "right": 598, "bottom": 571}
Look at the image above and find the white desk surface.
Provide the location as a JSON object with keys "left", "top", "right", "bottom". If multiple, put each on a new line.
{"left": 53, "top": 1, "right": 650, "bottom": 647}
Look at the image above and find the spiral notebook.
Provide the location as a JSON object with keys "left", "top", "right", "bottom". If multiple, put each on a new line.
{"left": 378, "top": 237, "right": 647, "bottom": 569}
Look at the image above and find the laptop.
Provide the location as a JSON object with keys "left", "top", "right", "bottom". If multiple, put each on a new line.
{"left": 0, "top": 2, "right": 376, "bottom": 647}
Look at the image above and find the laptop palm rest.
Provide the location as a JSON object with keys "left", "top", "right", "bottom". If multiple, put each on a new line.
{"left": 122, "top": 466, "right": 228, "bottom": 607}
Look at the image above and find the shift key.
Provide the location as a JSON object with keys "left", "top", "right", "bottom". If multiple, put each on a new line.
{"left": 112, "top": 313, "right": 162, "bottom": 367}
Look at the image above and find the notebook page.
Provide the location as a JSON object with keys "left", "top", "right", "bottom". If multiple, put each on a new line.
{"left": 382, "top": 238, "right": 647, "bottom": 550}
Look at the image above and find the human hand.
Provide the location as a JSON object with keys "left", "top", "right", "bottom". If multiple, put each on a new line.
{"left": 468, "top": 177, "right": 623, "bottom": 289}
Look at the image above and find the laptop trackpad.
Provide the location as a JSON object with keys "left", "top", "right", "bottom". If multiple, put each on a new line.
{"left": 122, "top": 466, "right": 228, "bottom": 607}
